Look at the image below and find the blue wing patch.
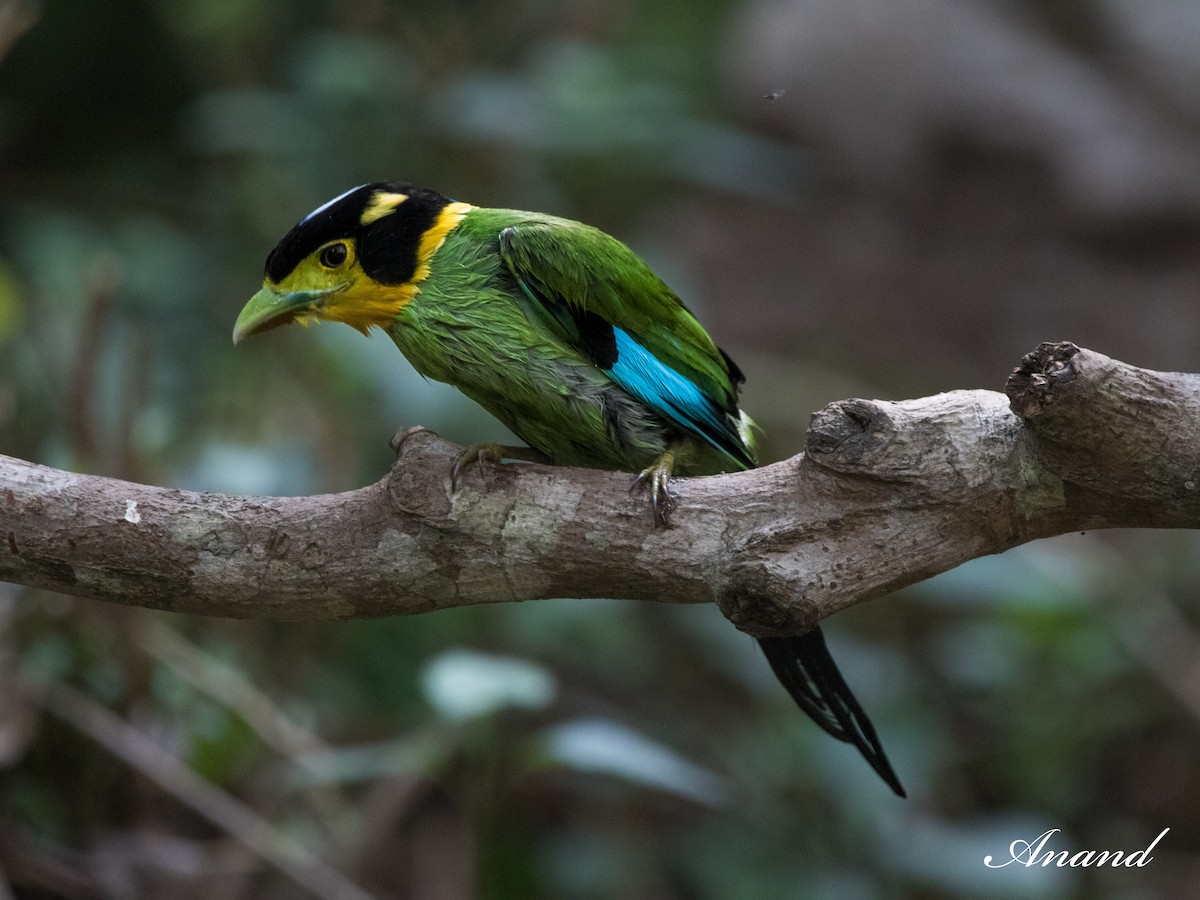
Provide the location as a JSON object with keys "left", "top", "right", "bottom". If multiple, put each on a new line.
{"left": 609, "top": 329, "right": 751, "bottom": 467}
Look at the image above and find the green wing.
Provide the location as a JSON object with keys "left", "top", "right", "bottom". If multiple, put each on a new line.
{"left": 497, "top": 218, "right": 754, "bottom": 468}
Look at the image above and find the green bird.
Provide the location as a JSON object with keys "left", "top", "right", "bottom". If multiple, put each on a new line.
{"left": 233, "top": 183, "right": 905, "bottom": 797}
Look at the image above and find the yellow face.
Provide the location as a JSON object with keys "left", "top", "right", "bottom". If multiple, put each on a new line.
{"left": 232, "top": 184, "right": 471, "bottom": 344}
{"left": 232, "top": 237, "right": 421, "bottom": 343}
{"left": 274, "top": 238, "right": 360, "bottom": 299}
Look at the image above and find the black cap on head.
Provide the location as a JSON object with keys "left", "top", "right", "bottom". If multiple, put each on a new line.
{"left": 264, "top": 182, "right": 451, "bottom": 285}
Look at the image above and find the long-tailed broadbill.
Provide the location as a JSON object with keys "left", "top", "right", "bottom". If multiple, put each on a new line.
{"left": 234, "top": 183, "right": 905, "bottom": 796}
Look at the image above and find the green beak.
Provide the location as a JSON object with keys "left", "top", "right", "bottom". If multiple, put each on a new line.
{"left": 232, "top": 286, "right": 335, "bottom": 344}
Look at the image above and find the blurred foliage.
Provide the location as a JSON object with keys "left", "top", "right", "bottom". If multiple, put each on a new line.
{"left": 3, "top": 0, "right": 1200, "bottom": 897}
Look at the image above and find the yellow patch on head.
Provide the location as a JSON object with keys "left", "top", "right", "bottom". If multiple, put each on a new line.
{"left": 268, "top": 239, "right": 359, "bottom": 293}
{"left": 360, "top": 191, "right": 409, "bottom": 225}
{"left": 411, "top": 202, "right": 474, "bottom": 287}
{"left": 259, "top": 201, "right": 475, "bottom": 338}
{"left": 336, "top": 202, "right": 473, "bottom": 331}
{"left": 264, "top": 237, "right": 413, "bottom": 335}
{"left": 319, "top": 279, "right": 421, "bottom": 335}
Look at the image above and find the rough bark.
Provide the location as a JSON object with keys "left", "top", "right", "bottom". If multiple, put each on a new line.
{"left": 3, "top": 343, "right": 1198, "bottom": 636}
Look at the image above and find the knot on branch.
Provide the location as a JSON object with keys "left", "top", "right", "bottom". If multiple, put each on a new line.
{"left": 1005, "top": 344, "right": 1200, "bottom": 510}
{"left": 385, "top": 427, "right": 455, "bottom": 520}
{"left": 718, "top": 561, "right": 819, "bottom": 637}
{"left": 1006, "top": 341, "right": 1081, "bottom": 419}
{"left": 804, "top": 391, "right": 1016, "bottom": 494}
{"left": 805, "top": 400, "right": 892, "bottom": 471}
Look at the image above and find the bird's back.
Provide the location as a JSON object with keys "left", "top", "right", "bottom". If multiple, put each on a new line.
{"left": 388, "top": 206, "right": 754, "bottom": 476}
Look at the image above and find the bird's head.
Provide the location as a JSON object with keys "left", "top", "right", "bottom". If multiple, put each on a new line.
{"left": 233, "top": 182, "right": 469, "bottom": 342}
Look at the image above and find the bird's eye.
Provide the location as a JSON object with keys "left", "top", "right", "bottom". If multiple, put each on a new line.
{"left": 318, "top": 242, "right": 348, "bottom": 268}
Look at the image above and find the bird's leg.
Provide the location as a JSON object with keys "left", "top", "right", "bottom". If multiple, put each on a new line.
{"left": 632, "top": 442, "right": 681, "bottom": 528}
{"left": 450, "top": 443, "right": 551, "bottom": 492}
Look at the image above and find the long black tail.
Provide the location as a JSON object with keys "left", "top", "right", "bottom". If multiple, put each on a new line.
{"left": 758, "top": 628, "right": 905, "bottom": 797}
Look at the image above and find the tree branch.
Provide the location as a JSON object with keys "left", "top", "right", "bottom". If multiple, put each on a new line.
{"left": 3, "top": 343, "right": 1199, "bottom": 635}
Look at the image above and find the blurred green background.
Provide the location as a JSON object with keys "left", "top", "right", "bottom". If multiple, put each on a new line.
{"left": 4, "top": 0, "right": 1200, "bottom": 897}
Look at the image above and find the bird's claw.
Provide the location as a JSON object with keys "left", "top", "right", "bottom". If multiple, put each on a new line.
{"left": 632, "top": 465, "right": 676, "bottom": 527}
{"left": 450, "top": 443, "right": 550, "bottom": 493}
{"left": 451, "top": 443, "right": 501, "bottom": 493}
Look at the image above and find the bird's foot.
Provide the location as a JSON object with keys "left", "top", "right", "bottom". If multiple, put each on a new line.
{"left": 450, "top": 443, "right": 549, "bottom": 493}
{"left": 632, "top": 446, "right": 679, "bottom": 527}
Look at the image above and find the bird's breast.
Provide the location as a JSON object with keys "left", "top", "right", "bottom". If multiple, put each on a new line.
{"left": 386, "top": 272, "right": 670, "bottom": 471}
